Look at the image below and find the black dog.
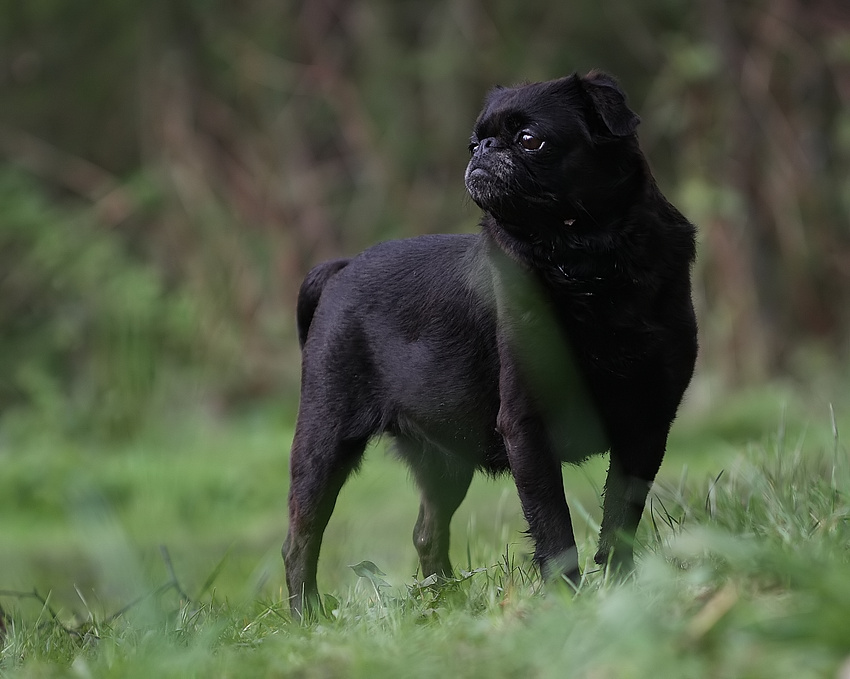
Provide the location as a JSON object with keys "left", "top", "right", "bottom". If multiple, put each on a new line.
{"left": 284, "top": 71, "right": 697, "bottom": 616}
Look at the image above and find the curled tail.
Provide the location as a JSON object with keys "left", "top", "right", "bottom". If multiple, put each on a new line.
{"left": 296, "top": 258, "right": 350, "bottom": 349}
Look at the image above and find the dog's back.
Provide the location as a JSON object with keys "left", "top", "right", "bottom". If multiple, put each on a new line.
{"left": 296, "top": 234, "right": 500, "bottom": 448}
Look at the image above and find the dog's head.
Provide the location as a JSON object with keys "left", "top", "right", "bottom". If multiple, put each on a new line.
{"left": 465, "top": 71, "right": 642, "bottom": 233}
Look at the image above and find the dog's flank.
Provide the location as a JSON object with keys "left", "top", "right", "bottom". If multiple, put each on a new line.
{"left": 284, "top": 71, "right": 698, "bottom": 617}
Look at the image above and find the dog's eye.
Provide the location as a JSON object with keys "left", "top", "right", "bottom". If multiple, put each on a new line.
{"left": 468, "top": 141, "right": 479, "bottom": 155}
{"left": 519, "top": 132, "right": 544, "bottom": 151}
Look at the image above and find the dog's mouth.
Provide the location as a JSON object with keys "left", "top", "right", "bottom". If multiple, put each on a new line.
{"left": 466, "top": 167, "right": 489, "bottom": 179}
{"left": 465, "top": 153, "right": 520, "bottom": 207}
{"left": 464, "top": 164, "right": 500, "bottom": 208}
{"left": 464, "top": 163, "right": 496, "bottom": 188}
{"left": 465, "top": 161, "right": 559, "bottom": 219}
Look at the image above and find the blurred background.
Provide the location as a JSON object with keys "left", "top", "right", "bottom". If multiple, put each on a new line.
{"left": 1, "top": 0, "right": 849, "bottom": 435}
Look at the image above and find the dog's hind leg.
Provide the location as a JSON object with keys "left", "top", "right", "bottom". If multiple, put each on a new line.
{"left": 399, "top": 440, "right": 474, "bottom": 580}
{"left": 284, "top": 422, "right": 368, "bottom": 619}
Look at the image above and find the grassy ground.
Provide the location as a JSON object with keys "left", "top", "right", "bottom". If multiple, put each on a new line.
{"left": 1, "top": 379, "right": 849, "bottom": 677}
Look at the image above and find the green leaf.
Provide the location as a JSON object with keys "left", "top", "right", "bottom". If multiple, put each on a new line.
{"left": 349, "top": 561, "right": 390, "bottom": 590}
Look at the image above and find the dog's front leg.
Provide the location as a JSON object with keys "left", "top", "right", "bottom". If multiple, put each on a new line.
{"left": 594, "top": 428, "right": 668, "bottom": 574}
{"left": 497, "top": 360, "right": 580, "bottom": 586}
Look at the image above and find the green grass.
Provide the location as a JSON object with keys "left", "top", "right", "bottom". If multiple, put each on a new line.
{"left": 2, "top": 383, "right": 850, "bottom": 677}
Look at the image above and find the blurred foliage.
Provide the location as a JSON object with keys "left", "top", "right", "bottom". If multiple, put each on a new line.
{"left": 1, "top": 0, "right": 849, "bottom": 433}
{"left": 0, "top": 171, "right": 234, "bottom": 437}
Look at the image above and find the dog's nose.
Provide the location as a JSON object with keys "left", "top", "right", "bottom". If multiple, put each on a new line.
{"left": 477, "top": 137, "right": 499, "bottom": 155}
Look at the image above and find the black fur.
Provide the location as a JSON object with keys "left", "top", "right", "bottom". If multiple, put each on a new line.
{"left": 283, "top": 72, "right": 698, "bottom": 616}
{"left": 296, "top": 258, "right": 350, "bottom": 348}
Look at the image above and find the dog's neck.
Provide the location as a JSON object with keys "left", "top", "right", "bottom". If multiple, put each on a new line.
{"left": 483, "top": 216, "right": 615, "bottom": 291}
{"left": 480, "top": 182, "right": 660, "bottom": 294}
{"left": 481, "top": 155, "right": 655, "bottom": 270}
{"left": 481, "top": 205, "right": 631, "bottom": 268}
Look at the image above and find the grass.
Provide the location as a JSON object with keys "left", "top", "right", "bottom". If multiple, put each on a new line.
{"left": 2, "top": 381, "right": 850, "bottom": 677}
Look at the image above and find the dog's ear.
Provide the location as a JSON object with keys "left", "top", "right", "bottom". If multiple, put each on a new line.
{"left": 580, "top": 71, "right": 640, "bottom": 138}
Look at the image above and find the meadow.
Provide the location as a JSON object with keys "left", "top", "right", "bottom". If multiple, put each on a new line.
{"left": 2, "top": 378, "right": 850, "bottom": 678}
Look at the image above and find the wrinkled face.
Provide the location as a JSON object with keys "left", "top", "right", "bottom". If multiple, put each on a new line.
{"left": 465, "top": 78, "right": 592, "bottom": 227}
{"left": 464, "top": 74, "right": 640, "bottom": 232}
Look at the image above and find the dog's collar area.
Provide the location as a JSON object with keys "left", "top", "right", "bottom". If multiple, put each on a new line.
{"left": 564, "top": 218, "right": 576, "bottom": 226}
{"left": 534, "top": 239, "right": 621, "bottom": 294}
